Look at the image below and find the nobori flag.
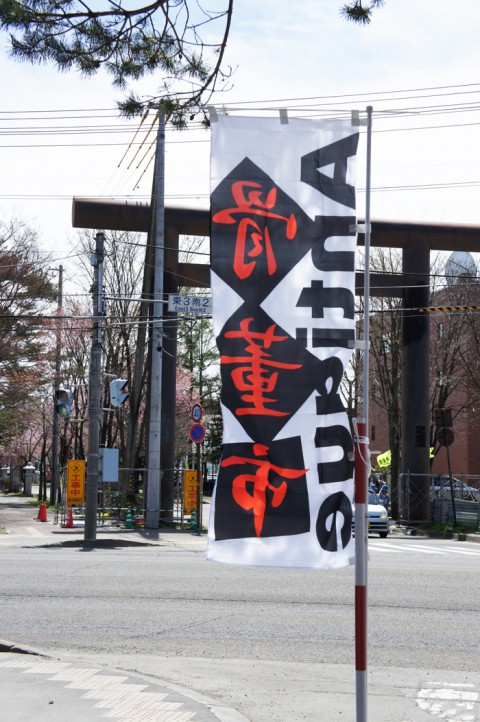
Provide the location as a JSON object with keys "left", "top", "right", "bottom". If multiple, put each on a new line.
{"left": 207, "top": 115, "right": 359, "bottom": 569}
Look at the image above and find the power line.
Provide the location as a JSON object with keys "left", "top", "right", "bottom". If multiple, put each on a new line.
{"left": 6, "top": 174, "right": 480, "bottom": 201}
{"left": 1, "top": 82, "right": 480, "bottom": 115}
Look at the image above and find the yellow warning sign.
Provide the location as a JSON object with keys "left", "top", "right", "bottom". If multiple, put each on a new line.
{"left": 66, "top": 459, "right": 85, "bottom": 505}
{"left": 183, "top": 470, "right": 198, "bottom": 513}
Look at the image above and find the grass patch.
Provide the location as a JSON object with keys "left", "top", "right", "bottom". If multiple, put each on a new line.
{"left": 27, "top": 499, "right": 55, "bottom": 509}
{"left": 419, "top": 522, "right": 478, "bottom": 535}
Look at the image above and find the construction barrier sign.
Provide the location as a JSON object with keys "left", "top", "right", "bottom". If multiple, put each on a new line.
{"left": 66, "top": 459, "right": 85, "bottom": 505}
{"left": 183, "top": 470, "right": 198, "bottom": 514}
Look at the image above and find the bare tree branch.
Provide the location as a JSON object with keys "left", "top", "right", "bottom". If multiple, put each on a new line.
{"left": 0, "top": 1, "right": 234, "bottom": 125}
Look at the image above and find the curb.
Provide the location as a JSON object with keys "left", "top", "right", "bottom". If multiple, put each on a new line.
{"left": 391, "top": 527, "right": 480, "bottom": 543}
{"left": 0, "top": 639, "right": 44, "bottom": 655}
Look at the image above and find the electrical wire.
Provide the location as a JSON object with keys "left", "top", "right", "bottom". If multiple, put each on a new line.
{"left": 3, "top": 81, "right": 480, "bottom": 203}
{"left": 3, "top": 82, "right": 480, "bottom": 280}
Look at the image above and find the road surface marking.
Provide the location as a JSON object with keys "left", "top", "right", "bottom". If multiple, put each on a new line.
{"left": 370, "top": 542, "right": 447, "bottom": 555}
{"left": 370, "top": 540, "right": 480, "bottom": 557}
{"left": 369, "top": 542, "right": 403, "bottom": 553}
{"left": 440, "top": 545, "right": 480, "bottom": 556}
{"left": 417, "top": 683, "right": 478, "bottom": 720}
{"left": 0, "top": 656, "right": 205, "bottom": 721}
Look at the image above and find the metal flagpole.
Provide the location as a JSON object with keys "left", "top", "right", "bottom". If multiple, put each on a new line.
{"left": 355, "top": 104, "right": 373, "bottom": 722}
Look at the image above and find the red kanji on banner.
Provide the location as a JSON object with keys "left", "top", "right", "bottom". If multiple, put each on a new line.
{"left": 221, "top": 443, "right": 308, "bottom": 537}
{"left": 221, "top": 317, "right": 302, "bottom": 417}
{"left": 212, "top": 181, "right": 297, "bottom": 279}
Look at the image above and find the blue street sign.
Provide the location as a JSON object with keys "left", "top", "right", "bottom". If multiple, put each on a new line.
{"left": 189, "top": 423, "right": 206, "bottom": 443}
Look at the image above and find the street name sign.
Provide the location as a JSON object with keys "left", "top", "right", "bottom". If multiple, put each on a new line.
{"left": 168, "top": 294, "right": 212, "bottom": 314}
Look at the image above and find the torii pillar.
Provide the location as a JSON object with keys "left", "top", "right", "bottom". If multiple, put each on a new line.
{"left": 401, "top": 238, "right": 431, "bottom": 523}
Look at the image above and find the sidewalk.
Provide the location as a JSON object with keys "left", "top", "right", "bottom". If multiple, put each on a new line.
{"left": 3, "top": 490, "right": 479, "bottom": 547}
{"left": 0, "top": 647, "right": 248, "bottom": 722}
{"left": 0, "top": 492, "right": 210, "bottom": 548}
{"left": 0, "top": 494, "right": 250, "bottom": 722}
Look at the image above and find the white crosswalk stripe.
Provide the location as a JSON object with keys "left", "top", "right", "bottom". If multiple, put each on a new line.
{"left": 391, "top": 543, "right": 448, "bottom": 555}
{"left": 439, "top": 544, "right": 480, "bottom": 556}
{"left": 368, "top": 541, "right": 403, "bottom": 553}
{"left": 369, "top": 538, "right": 480, "bottom": 557}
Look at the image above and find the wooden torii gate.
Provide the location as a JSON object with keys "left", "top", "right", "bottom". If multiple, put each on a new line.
{"left": 72, "top": 198, "right": 480, "bottom": 523}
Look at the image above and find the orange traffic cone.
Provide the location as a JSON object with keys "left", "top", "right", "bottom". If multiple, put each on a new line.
{"left": 63, "top": 506, "right": 75, "bottom": 528}
{"left": 37, "top": 501, "right": 47, "bottom": 522}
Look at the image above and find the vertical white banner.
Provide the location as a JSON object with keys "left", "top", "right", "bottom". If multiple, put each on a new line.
{"left": 208, "top": 116, "right": 359, "bottom": 569}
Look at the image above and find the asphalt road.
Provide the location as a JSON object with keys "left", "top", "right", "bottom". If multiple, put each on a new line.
{"left": 2, "top": 539, "right": 480, "bottom": 669}
{"left": 1, "top": 497, "right": 480, "bottom": 721}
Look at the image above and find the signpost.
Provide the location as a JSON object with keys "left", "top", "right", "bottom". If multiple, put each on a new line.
{"left": 191, "top": 403, "right": 203, "bottom": 422}
{"left": 66, "top": 459, "right": 86, "bottom": 506}
{"left": 436, "top": 427, "right": 454, "bottom": 447}
{"left": 183, "top": 470, "right": 198, "bottom": 513}
{"left": 434, "top": 408, "right": 457, "bottom": 526}
{"left": 188, "top": 413, "right": 206, "bottom": 533}
{"left": 189, "top": 423, "right": 206, "bottom": 444}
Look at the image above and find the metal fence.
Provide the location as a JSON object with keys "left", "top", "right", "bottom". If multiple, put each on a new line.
{"left": 55, "top": 465, "right": 210, "bottom": 531}
{"left": 395, "top": 472, "right": 480, "bottom": 529}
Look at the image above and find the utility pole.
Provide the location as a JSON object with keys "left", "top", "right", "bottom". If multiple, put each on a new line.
{"left": 84, "top": 232, "right": 105, "bottom": 546}
{"left": 50, "top": 264, "right": 63, "bottom": 505}
{"left": 146, "top": 116, "right": 165, "bottom": 529}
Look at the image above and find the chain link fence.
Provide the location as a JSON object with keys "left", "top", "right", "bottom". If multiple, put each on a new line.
{"left": 395, "top": 472, "right": 480, "bottom": 529}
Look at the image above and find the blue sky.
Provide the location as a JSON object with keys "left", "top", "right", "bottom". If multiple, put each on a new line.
{"left": 2, "top": 0, "right": 480, "bottom": 283}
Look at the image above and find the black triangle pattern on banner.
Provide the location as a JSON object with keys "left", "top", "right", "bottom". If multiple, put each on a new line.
{"left": 211, "top": 156, "right": 356, "bottom": 543}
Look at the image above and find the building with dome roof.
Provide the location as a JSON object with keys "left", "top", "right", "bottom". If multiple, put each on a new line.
{"left": 445, "top": 250, "right": 477, "bottom": 286}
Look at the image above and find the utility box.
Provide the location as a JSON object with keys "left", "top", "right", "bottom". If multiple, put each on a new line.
{"left": 100, "top": 448, "right": 119, "bottom": 483}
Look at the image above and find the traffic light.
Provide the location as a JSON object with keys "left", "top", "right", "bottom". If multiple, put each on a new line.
{"left": 434, "top": 408, "right": 454, "bottom": 447}
{"left": 110, "top": 379, "right": 128, "bottom": 407}
{"left": 56, "top": 389, "right": 72, "bottom": 418}
{"left": 434, "top": 408, "right": 453, "bottom": 429}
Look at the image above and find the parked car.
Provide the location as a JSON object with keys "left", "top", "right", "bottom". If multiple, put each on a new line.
{"left": 431, "top": 477, "right": 480, "bottom": 502}
{"left": 352, "top": 491, "right": 390, "bottom": 538}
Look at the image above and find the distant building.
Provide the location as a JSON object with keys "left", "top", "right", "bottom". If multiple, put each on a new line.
{"left": 369, "top": 250, "right": 480, "bottom": 485}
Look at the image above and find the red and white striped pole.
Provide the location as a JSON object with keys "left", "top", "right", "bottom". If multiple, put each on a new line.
{"left": 355, "top": 104, "right": 373, "bottom": 722}
{"left": 354, "top": 417, "right": 369, "bottom": 722}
